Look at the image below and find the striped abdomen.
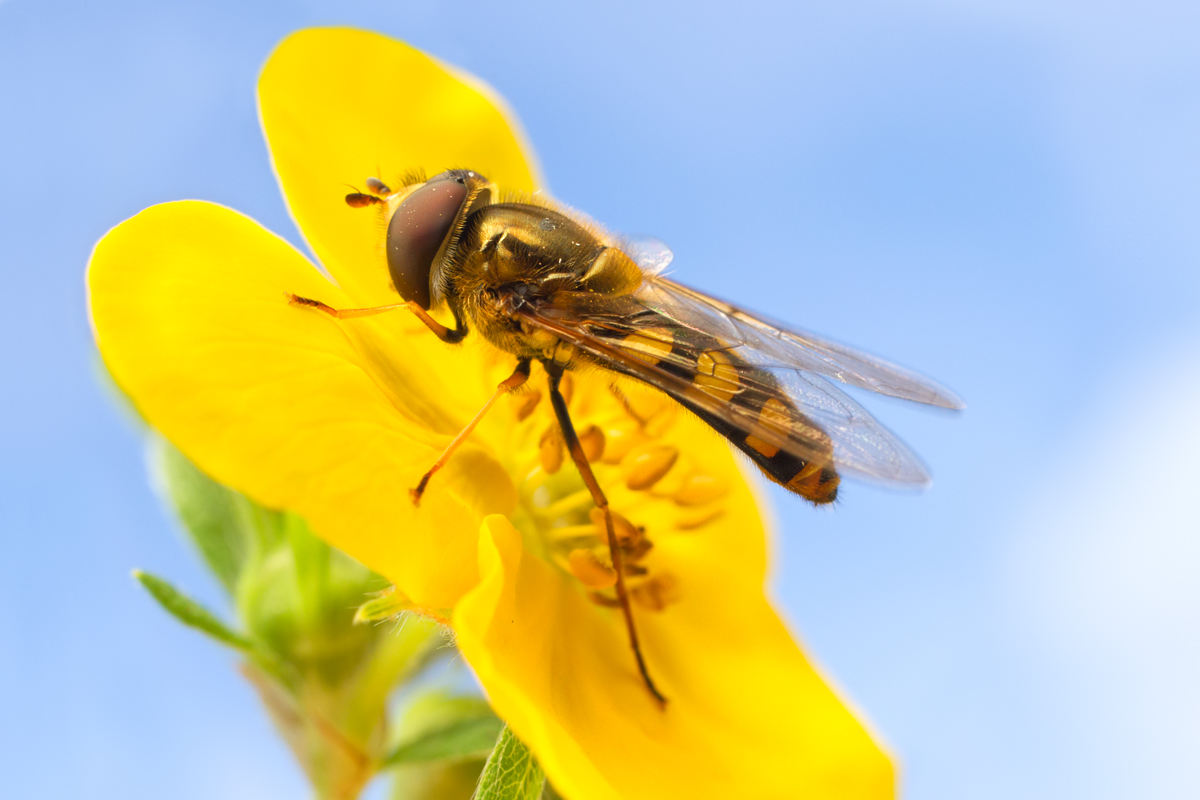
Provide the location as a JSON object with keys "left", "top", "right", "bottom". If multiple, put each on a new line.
{"left": 595, "top": 317, "right": 840, "bottom": 504}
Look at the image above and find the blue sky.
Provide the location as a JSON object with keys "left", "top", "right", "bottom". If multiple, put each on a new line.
{"left": 2, "top": 0, "right": 1198, "bottom": 797}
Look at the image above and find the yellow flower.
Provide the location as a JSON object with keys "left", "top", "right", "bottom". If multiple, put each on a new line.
{"left": 88, "top": 27, "right": 893, "bottom": 799}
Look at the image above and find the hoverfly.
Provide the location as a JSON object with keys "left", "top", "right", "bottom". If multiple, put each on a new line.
{"left": 287, "top": 168, "right": 962, "bottom": 706}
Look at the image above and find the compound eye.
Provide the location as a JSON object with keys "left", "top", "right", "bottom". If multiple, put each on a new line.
{"left": 385, "top": 177, "right": 470, "bottom": 309}
{"left": 430, "top": 169, "right": 488, "bottom": 185}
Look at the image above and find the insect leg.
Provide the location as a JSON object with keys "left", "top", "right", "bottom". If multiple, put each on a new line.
{"left": 544, "top": 361, "right": 668, "bottom": 708}
{"left": 285, "top": 292, "right": 406, "bottom": 319}
{"left": 285, "top": 293, "right": 466, "bottom": 343}
{"left": 409, "top": 359, "right": 531, "bottom": 506}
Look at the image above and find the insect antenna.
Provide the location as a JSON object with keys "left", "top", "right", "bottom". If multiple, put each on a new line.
{"left": 343, "top": 184, "right": 382, "bottom": 208}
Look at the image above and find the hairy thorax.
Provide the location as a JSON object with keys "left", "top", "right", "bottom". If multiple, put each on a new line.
{"left": 442, "top": 199, "right": 644, "bottom": 363}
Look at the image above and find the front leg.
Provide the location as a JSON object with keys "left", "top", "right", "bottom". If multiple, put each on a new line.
{"left": 285, "top": 293, "right": 466, "bottom": 344}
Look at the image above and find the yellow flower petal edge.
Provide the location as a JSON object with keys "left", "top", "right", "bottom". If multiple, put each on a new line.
{"left": 88, "top": 200, "right": 515, "bottom": 608}
{"left": 259, "top": 27, "right": 542, "bottom": 310}
{"left": 457, "top": 516, "right": 893, "bottom": 800}
{"left": 455, "top": 400, "right": 894, "bottom": 800}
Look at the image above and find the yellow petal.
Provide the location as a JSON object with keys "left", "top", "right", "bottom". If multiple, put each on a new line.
{"left": 88, "top": 201, "right": 515, "bottom": 608}
{"left": 258, "top": 27, "right": 542, "bottom": 309}
{"left": 456, "top": 404, "right": 892, "bottom": 799}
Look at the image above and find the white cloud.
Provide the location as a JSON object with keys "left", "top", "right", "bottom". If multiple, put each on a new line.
{"left": 1008, "top": 337, "right": 1200, "bottom": 797}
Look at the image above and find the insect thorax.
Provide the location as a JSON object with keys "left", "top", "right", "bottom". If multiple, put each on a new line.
{"left": 442, "top": 201, "right": 643, "bottom": 361}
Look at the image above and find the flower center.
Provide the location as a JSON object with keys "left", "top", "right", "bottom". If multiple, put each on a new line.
{"left": 497, "top": 368, "right": 732, "bottom": 613}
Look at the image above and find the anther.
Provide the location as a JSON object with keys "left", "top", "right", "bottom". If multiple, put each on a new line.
{"left": 623, "top": 444, "right": 680, "bottom": 491}
{"left": 600, "top": 420, "right": 647, "bottom": 464}
{"left": 539, "top": 427, "right": 565, "bottom": 474}
{"left": 674, "top": 507, "right": 725, "bottom": 531}
{"left": 673, "top": 473, "right": 730, "bottom": 506}
{"left": 642, "top": 405, "right": 677, "bottom": 438}
{"left": 588, "top": 507, "right": 641, "bottom": 548}
{"left": 589, "top": 592, "right": 622, "bottom": 608}
{"left": 631, "top": 574, "right": 679, "bottom": 611}
{"left": 618, "top": 386, "right": 671, "bottom": 426}
{"left": 622, "top": 536, "right": 653, "bottom": 563}
{"left": 647, "top": 461, "right": 689, "bottom": 496}
{"left": 567, "top": 548, "right": 617, "bottom": 590}
{"left": 514, "top": 390, "right": 542, "bottom": 421}
{"left": 578, "top": 424, "right": 605, "bottom": 462}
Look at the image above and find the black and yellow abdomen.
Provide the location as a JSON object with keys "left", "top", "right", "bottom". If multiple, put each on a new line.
{"left": 593, "top": 313, "right": 840, "bottom": 505}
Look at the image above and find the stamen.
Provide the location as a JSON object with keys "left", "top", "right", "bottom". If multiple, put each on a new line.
{"left": 675, "top": 507, "right": 725, "bottom": 531}
{"left": 535, "top": 488, "right": 595, "bottom": 519}
{"left": 507, "top": 372, "right": 713, "bottom": 628}
{"left": 600, "top": 419, "right": 647, "bottom": 464}
{"left": 622, "top": 537, "right": 654, "bottom": 562}
{"left": 673, "top": 473, "right": 730, "bottom": 506}
{"left": 631, "top": 574, "right": 679, "bottom": 611}
{"left": 623, "top": 444, "right": 680, "bottom": 491}
{"left": 539, "top": 426, "right": 564, "bottom": 474}
{"left": 514, "top": 390, "right": 542, "bottom": 421}
{"left": 588, "top": 507, "right": 640, "bottom": 548}
{"left": 544, "top": 523, "right": 600, "bottom": 543}
{"left": 567, "top": 548, "right": 618, "bottom": 589}
{"left": 642, "top": 406, "right": 677, "bottom": 438}
{"left": 589, "top": 592, "right": 622, "bottom": 608}
{"left": 646, "top": 460, "right": 689, "bottom": 497}
{"left": 578, "top": 424, "right": 605, "bottom": 461}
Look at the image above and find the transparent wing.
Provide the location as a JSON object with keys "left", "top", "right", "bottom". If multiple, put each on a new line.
{"left": 619, "top": 235, "right": 674, "bottom": 275}
{"left": 645, "top": 277, "right": 964, "bottom": 410}
{"left": 514, "top": 283, "right": 940, "bottom": 486}
{"left": 764, "top": 367, "right": 930, "bottom": 485}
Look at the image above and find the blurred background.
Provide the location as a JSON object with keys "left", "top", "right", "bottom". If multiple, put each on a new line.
{"left": 2, "top": 0, "right": 1198, "bottom": 797}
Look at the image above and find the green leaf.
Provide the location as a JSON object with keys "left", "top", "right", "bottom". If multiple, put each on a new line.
{"left": 134, "top": 570, "right": 295, "bottom": 687}
{"left": 150, "top": 438, "right": 249, "bottom": 593}
{"left": 389, "top": 758, "right": 488, "bottom": 800}
{"left": 386, "top": 715, "right": 506, "bottom": 766}
{"left": 472, "top": 725, "right": 544, "bottom": 800}
{"left": 387, "top": 692, "right": 500, "bottom": 766}
{"left": 133, "top": 569, "right": 253, "bottom": 651}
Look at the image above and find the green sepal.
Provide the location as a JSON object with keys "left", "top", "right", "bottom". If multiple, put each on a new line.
{"left": 354, "top": 586, "right": 416, "bottom": 625}
{"left": 234, "top": 511, "right": 383, "bottom": 686}
{"left": 472, "top": 724, "right": 544, "bottom": 800}
{"left": 150, "top": 438, "right": 250, "bottom": 594}
{"left": 132, "top": 569, "right": 253, "bottom": 651}
{"left": 133, "top": 569, "right": 293, "bottom": 685}
{"left": 386, "top": 715, "right": 505, "bottom": 766}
